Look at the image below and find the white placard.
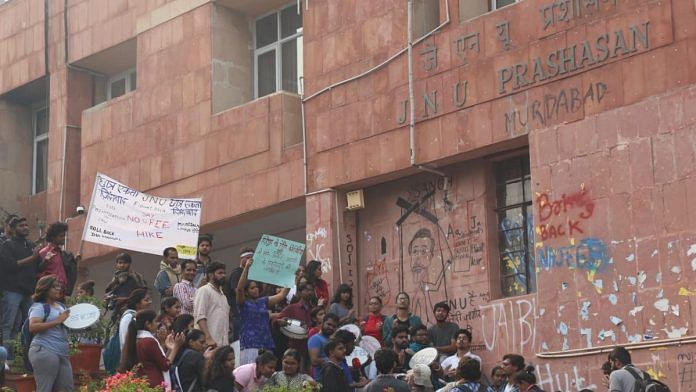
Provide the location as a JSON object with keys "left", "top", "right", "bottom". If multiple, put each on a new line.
{"left": 82, "top": 173, "right": 202, "bottom": 259}
{"left": 64, "top": 303, "right": 100, "bottom": 330}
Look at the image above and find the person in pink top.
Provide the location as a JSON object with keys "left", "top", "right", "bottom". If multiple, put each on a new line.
{"left": 38, "top": 222, "right": 79, "bottom": 297}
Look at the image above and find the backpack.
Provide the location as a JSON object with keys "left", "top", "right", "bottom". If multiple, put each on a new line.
{"left": 20, "top": 303, "right": 51, "bottom": 372}
{"left": 103, "top": 309, "right": 135, "bottom": 375}
{"left": 452, "top": 383, "right": 488, "bottom": 392}
{"left": 170, "top": 348, "right": 197, "bottom": 392}
{"left": 624, "top": 366, "right": 671, "bottom": 392}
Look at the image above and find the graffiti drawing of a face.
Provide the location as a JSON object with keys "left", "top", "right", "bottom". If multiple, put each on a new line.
{"left": 409, "top": 228, "right": 435, "bottom": 286}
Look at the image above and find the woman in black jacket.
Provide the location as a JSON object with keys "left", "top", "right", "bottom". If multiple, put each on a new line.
{"left": 173, "top": 329, "right": 211, "bottom": 392}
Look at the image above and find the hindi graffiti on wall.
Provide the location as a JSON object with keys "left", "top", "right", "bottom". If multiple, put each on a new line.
{"left": 81, "top": 172, "right": 202, "bottom": 258}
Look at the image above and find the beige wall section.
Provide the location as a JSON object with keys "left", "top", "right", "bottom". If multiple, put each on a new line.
{"left": 0, "top": 100, "right": 32, "bottom": 215}
{"left": 212, "top": 5, "right": 253, "bottom": 114}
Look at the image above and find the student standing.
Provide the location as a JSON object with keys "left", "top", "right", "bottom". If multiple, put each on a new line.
{"left": 28, "top": 275, "right": 73, "bottom": 392}
{"left": 193, "top": 262, "right": 230, "bottom": 348}
{"left": 235, "top": 259, "right": 288, "bottom": 365}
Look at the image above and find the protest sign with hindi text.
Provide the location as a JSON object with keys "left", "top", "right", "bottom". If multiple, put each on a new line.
{"left": 248, "top": 234, "right": 305, "bottom": 288}
{"left": 81, "top": 173, "right": 202, "bottom": 259}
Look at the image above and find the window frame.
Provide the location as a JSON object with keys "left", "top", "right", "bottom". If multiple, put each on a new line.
{"left": 493, "top": 155, "right": 535, "bottom": 298}
{"left": 107, "top": 68, "right": 137, "bottom": 100}
{"left": 31, "top": 105, "right": 49, "bottom": 195}
{"left": 253, "top": 3, "right": 303, "bottom": 98}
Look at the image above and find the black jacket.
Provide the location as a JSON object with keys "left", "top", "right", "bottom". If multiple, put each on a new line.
{"left": 0, "top": 236, "right": 38, "bottom": 295}
{"left": 61, "top": 251, "right": 78, "bottom": 296}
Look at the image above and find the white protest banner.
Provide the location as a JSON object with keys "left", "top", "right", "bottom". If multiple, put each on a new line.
{"left": 81, "top": 172, "right": 202, "bottom": 259}
{"left": 248, "top": 234, "right": 305, "bottom": 288}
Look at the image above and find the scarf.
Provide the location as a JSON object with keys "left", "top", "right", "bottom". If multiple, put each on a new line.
{"left": 159, "top": 260, "right": 181, "bottom": 287}
{"left": 136, "top": 330, "right": 172, "bottom": 389}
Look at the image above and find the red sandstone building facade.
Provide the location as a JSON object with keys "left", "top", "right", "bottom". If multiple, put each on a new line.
{"left": 1, "top": 0, "right": 695, "bottom": 389}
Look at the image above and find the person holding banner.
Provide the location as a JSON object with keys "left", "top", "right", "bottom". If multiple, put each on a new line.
{"left": 37, "top": 222, "right": 80, "bottom": 298}
{"left": 193, "top": 262, "right": 230, "bottom": 349}
{"left": 236, "top": 258, "right": 289, "bottom": 366}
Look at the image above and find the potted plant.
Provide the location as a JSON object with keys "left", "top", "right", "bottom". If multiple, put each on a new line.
{"left": 4, "top": 340, "right": 35, "bottom": 392}
{"left": 66, "top": 295, "right": 110, "bottom": 375}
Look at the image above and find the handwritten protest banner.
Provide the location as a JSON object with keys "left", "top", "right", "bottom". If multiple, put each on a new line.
{"left": 248, "top": 234, "right": 305, "bottom": 287}
{"left": 81, "top": 173, "right": 202, "bottom": 259}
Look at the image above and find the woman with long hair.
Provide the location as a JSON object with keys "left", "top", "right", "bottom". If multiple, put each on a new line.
{"left": 233, "top": 350, "right": 277, "bottom": 392}
{"left": 28, "top": 275, "right": 73, "bottom": 392}
{"left": 304, "top": 260, "right": 329, "bottom": 307}
{"left": 172, "top": 329, "right": 211, "bottom": 392}
{"left": 119, "top": 309, "right": 185, "bottom": 388}
{"left": 236, "top": 259, "right": 288, "bottom": 365}
{"left": 156, "top": 297, "right": 182, "bottom": 331}
{"left": 266, "top": 349, "right": 316, "bottom": 389}
{"left": 307, "top": 306, "right": 325, "bottom": 339}
{"left": 172, "top": 313, "right": 195, "bottom": 334}
{"left": 115, "top": 288, "right": 152, "bottom": 349}
{"left": 360, "top": 296, "right": 386, "bottom": 346}
{"left": 204, "top": 346, "right": 236, "bottom": 392}
{"left": 76, "top": 280, "right": 95, "bottom": 297}
{"left": 329, "top": 283, "right": 356, "bottom": 325}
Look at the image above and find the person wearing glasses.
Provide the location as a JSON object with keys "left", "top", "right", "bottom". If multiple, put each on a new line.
{"left": 360, "top": 296, "right": 386, "bottom": 346}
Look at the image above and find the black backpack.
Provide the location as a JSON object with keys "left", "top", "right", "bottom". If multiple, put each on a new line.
{"left": 20, "top": 303, "right": 53, "bottom": 372}
{"left": 624, "top": 366, "right": 670, "bottom": 392}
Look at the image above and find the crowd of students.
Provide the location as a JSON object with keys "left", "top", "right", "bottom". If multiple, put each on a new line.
{"left": 0, "top": 216, "right": 665, "bottom": 392}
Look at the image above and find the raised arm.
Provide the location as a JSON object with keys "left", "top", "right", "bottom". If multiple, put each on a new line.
{"left": 268, "top": 287, "right": 290, "bottom": 307}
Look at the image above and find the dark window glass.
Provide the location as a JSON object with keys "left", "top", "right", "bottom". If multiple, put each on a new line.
{"left": 281, "top": 39, "right": 298, "bottom": 92}
{"left": 110, "top": 78, "right": 126, "bottom": 98}
{"left": 34, "top": 138, "right": 48, "bottom": 193}
{"left": 280, "top": 5, "right": 302, "bottom": 38}
{"left": 496, "top": 155, "right": 535, "bottom": 297}
{"left": 34, "top": 108, "right": 48, "bottom": 136}
{"left": 256, "top": 13, "right": 278, "bottom": 48}
{"left": 257, "top": 50, "right": 276, "bottom": 97}
{"left": 130, "top": 71, "right": 137, "bottom": 90}
{"left": 495, "top": 0, "right": 516, "bottom": 9}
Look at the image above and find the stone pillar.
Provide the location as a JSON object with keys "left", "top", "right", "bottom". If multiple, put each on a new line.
{"left": 305, "top": 191, "right": 341, "bottom": 292}
{"left": 0, "top": 100, "right": 32, "bottom": 216}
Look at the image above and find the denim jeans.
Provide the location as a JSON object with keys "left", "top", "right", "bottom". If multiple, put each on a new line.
{"left": 0, "top": 291, "right": 33, "bottom": 358}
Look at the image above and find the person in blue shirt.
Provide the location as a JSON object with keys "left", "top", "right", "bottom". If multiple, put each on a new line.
{"left": 307, "top": 313, "right": 339, "bottom": 379}
{"left": 334, "top": 329, "right": 369, "bottom": 390}
{"left": 28, "top": 275, "right": 73, "bottom": 392}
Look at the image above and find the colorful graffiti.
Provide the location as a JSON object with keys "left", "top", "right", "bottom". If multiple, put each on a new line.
{"left": 536, "top": 237, "right": 610, "bottom": 272}
{"left": 536, "top": 189, "right": 595, "bottom": 241}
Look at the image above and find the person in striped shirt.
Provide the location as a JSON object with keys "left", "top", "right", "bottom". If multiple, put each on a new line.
{"left": 173, "top": 259, "right": 197, "bottom": 315}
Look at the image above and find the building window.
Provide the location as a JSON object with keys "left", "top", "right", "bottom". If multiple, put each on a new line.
{"left": 495, "top": 155, "right": 535, "bottom": 297}
{"left": 32, "top": 106, "right": 49, "bottom": 194}
{"left": 490, "top": 0, "right": 516, "bottom": 10}
{"left": 107, "top": 69, "right": 137, "bottom": 99}
{"left": 254, "top": 4, "right": 302, "bottom": 98}
{"left": 413, "top": 0, "right": 440, "bottom": 38}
